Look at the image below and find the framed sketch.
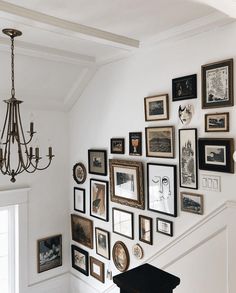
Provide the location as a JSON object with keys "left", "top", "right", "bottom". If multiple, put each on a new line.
{"left": 90, "top": 257, "right": 105, "bottom": 283}
{"left": 74, "top": 187, "right": 85, "bottom": 213}
{"left": 132, "top": 244, "right": 144, "bottom": 260}
{"left": 202, "top": 59, "right": 234, "bottom": 108}
{"left": 156, "top": 218, "right": 173, "bottom": 237}
{"left": 95, "top": 228, "right": 110, "bottom": 260}
{"left": 90, "top": 179, "right": 108, "bottom": 221}
{"left": 147, "top": 163, "right": 177, "bottom": 217}
{"left": 37, "top": 234, "right": 62, "bottom": 273}
{"left": 88, "top": 150, "right": 107, "bottom": 176}
{"left": 112, "top": 208, "right": 134, "bottom": 239}
{"left": 139, "top": 215, "right": 153, "bottom": 245}
{"left": 145, "top": 126, "right": 175, "bottom": 158}
{"left": 71, "top": 245, "right": 89, "bottom": 276}
{"left": 111, "top": 138, "right": 125, "bottom": 154}
{"left": 181, "top": 192, "right": 204, "bottom": 215}
{"left": 144, "top": 94, "right": 169, "bottom": 121}
{"left": 205, "top": 112, "right": 229, "bottom": 132}
{"left": 73, "top": 162, "right": 86, "bottom": 184}
{"left": 198, "top": 138, "right": 234, "bottom": 173}
{"left": 71, "top": 214, "right": 93, "bottom": 249}
{"left": 109, "top": 159, "right": 144, "bottom": 209}
{"left": 172, "top": 74, "right": 197, "bottom": 101}
{"left": 112, "top": 241, "right": 130, "bottom": 272}
{"left": 179, "top": 128, "right": 198, "bottom": 189}
{"left": 129, "top": 132, "right": 142, "bottom": 156}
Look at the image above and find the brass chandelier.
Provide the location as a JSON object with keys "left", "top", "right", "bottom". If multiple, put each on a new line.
{"left": 0, "top": 28, "right": 54, "bottom": 183}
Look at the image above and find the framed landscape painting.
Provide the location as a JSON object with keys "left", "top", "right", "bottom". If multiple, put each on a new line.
{"left": 88, "top": 150, "right": 107, "bottom": 176}
{"left": 172, "top": 74, "right": 197, "bottom": 101}
{"left": 71, "top": 245, "right": 89, "bottom": 276}
{"left": 205, "top": 112, "right": 229, "bottom": 132}
{"left": 144, "top": 94, "right": 169, "bottom": 121}
{"left": 181, "top": 192, "right": 204, "bottom": 215}
{"left": 71, "top": 214, "right": 93, "bottom": 249}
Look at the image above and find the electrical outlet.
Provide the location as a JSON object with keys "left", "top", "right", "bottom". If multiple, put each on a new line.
{"left": 201, "top": 174, "right": 221, "bottom": 192}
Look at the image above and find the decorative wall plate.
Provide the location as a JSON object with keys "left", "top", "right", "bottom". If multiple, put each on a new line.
{"left": 73, "top": 162, "right": 87, "bottom": 184}
{"left": 132, "top": 243, "right": 144, "bottom": 259}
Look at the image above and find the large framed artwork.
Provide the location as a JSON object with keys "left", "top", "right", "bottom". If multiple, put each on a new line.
{"left": 95, "top": 228, "right": 110, "bottom": 260}
{"left": 88, "top": 150, "right": 107, "bottom": 176}
{"left": 144, "top": 94, "right": 169, "bottom": 121}
{"left": 205, "top": 112, "right": 229, "bottom": 132}
{"left": 71, "top": 245, "right": 89, "bottom": 276}
{"left": 172, "top": 74, "right": 197, "bottom": 101}
{"left": 139, "top": 215, "right": 153, "bottom": 245}
{"left": 112, "top": 208, "right": 134, "bottom": 239}
{"left": 71, "top": 214, "right": 93, "bottom": 249}
{"left": 147, "top": 163, "right": 177, "bottom": 217}
{"left": 112, "top": 241, "right": 130, "bottom": 272}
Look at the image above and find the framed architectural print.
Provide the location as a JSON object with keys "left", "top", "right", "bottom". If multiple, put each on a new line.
{"left": 172, "top": 74, "right": 197, "bottom": 101}
{"left": 90, "top": 179, "right": 108, "bottom": 221}
{"left": 95, "top": 228, "right": 110, "bottom": 260}
{"left": 179, "top": 128, "right": 198, "bottom": 189}
{"left": 74, "top": 187, "right": 85, "bottom": 213}
{"left": 147, "top": 163, "right": 177, "bottom": 217}
{"left": 112, "top": 208, "right": 134, "bottom": 239}
{"left": 73, "top": 162, "right": 87, "bottom": 184}
{"left": 129, "top": 132, "right": 142, "bottom": 156}
{"left": 181, "top": 192, "right": 204, "bottom": 215}
{"left": 71, "top": 245, "right": 89, "bottom": 276}
{"left": 90, "top": 257, "right": 105, "bottom": 283}
{"left": 144, "top": 94, "right": 169, "bottom": 121}
{"left": 139, "top": 215, "right": 153, "bottom": 245}
{"left": 156, "top": 218, "right": 173, "bottom": 237}
{"left": 205, "top": 112, "right": 229, "bottom": 132}
{"left": 71, "top": 214, "right": 93, "bottom": 249}
{"left": 88, "top": 150, "right": 107, "bottom": 176}
{"left": 112, "top": 241, "right": 130, "bottom": 272}
{"left": 110, "top": 138, "right": 125, "bottom": 154}
{"left": 202, "top": 59, "right": 234, "bottom": 108}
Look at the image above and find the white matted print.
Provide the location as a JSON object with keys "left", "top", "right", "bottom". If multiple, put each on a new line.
{"left": 205, "top": 145, "right": 226, "bottom": 166}
{"left": 112, "top": 208, "right": 134, "bottom": 239}
{"left": 74, "top": 187, "right": 85, "bottom": 213}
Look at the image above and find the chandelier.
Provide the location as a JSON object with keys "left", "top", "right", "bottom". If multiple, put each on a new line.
{"left": 0, "top": 28, "right": 54, "bottom": 183}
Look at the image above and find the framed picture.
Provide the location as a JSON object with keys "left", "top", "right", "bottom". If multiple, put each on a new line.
{"left": 144, "top": 94, "right": 169, "bottom": 121}
{"left": 198, "top": 138, "right": 234, "bottom": 173}
{"left": 74, "top": 187, "right": 85, "bottom": 213}
{"left": 112, "top": 241, "right": 130, "bottom": 272}
{"left": 71, "top": 245, "right": 89, "bottom": 276}
{"left": 71, "top": 214, "right": 93, "bottom": 249}
{"left": 111, "top": 138, "right": 125, "bottom": 154}
{"left": 129, "top": 132, "right": 142, "bottom": 156}
{"left": 145, "top": 126, "right": 175, "bottom": 158}
{"left": 172, "top": 74, "right": 197, "bottom": 101}
{"left": 112, "top": 208, "right": 134, "bottom": 239}
{"left": 37, "top": 234, "right": 62, "bottom": 273}
{"left": 139, "top": 215, "right": 153, "bottom": 245}
{"left": 88, "top": 150, "right": 107, "bottom": 176}
{"left": 205, "top": 112, "right": 229, "bottom": 132}
{"left": 95, "top": 227, "right": 110, "bottom": 260}
{"left": 147, "top": 163, "right": 177, "bottom": 217}
{"left": 181, "top": 192, "right": 204, "bottom": 215}
{"left": 73, "top": 162, "right": 86, "bottom": 184}
{"left": 90, "top": 179, "right": 108, "bottom": 221}
{"left": 132, "top": 244, "right": 144, "bottom": 260}
{"left": 156, "top": 218, "right": 173, "bottom": 237}
{"left": 109, "top": 159, "right": 144, "bottom": 209}
{"left": 179, "top": 128, "right": 198, "bottom": 189}
{"left": 90, "top": 257, "right": 105, "bottom": 283}
{"left": 202, "top": 59, "right": 234, "bottom": 109}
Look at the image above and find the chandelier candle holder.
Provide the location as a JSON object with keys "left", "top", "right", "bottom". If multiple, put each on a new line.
{"left": 0, "top": 28, "right": 54, "bottom": 183}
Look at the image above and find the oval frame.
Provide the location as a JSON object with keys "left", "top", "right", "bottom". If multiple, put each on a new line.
{"left": 132, "top": 243, "right": 144, "bottom": 259}
{"left": 112, "top": 241, "right": 130, "bottom": 272}
{"left": 73, "top": 162, "right": 87, "bottom": 184}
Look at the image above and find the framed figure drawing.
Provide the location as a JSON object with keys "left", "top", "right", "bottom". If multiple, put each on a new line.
{"left": 205, "top": 112, "right": 229, "bottom": 132}
{"left": 129, "top": 132, "right": 142, "bottom": 156}
{"left": 112, "top": 208, "right": 134, "bottom": 239}
{"left": 172, "top": 74, "right": 197, "bottom": 101}
{"left": 144, "top": 94, "right": 169, "bottom": 121}
{"left": 71, "top": 214, "right": 93, "bottom": 249}
{"left": 95, "top": 228, "right": 110, "bottom": 260}
{"left": 112, "top": 241, "right": 130, "bottom": 272}
{"left": 181, "top": 192, "right": 204, "bottom": 215}
{"left": 139, "top": 215, "right": 153, "bottom": 245}
{"left": 74, "top": 187, "right": 85, "bottom": 213}
{"left": 88, "top": 150, "right": 107, "bottom": 176}
{"left": 71, "top": 245, "right": 89, "bottom": 276}
{"left": 111, "top": 138, "right": 125, "bottom": 154}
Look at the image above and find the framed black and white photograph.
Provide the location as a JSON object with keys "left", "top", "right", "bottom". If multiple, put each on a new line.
{"left": 181, "top": 192, "right": 204, "bottom": 215}
{"left": 95, "top": 228, "right": 110, "bottom": 260}
{"left": 179, "top": 128, "right": 198, "bottom": 189}
{"left": 112, "top": 208, "right": 134, "bottom": 239}
{"left": 88, "top": 150, "right": 107, "bottom": 176}
{"left": 139, "top": 215, "right": 153, "bottom": 245}
{"left": 71, "top": 245, "right": 89, "bottom": 276}
{"left": 156, "top": 218, "right": 173, "bottom": 237}
{"left": 73, "top": 162, "right": 87, "bottom": 184}
{"left": 71, "top": 214, "right": 93, "bottom": 249}
{"left": 110, "top": 138, "right": 125, "bottom": 154}
{"left": 90, "top": 179, "right": 108, "bottom": 221}
{"left": 147, "top": 163, "right": 177, "bottom": 217}
{"left": 205, "top": 112, "right": 229, "bottom": 132}
{"left": 202, "top": 59, "right": 234, "bottom": 109}
{"left": 172, "top": 74, "right": 197, "bottom": 101}
{"left": 199, "top": 138, "right": 234, "bottom": 173}
{"left": 144, "top": 94, "right": 169, "bottom": 121}
{"left": 145, "top": 126, "right": 175, "bottom": 158}
{"left": 129, "top": 132, "right": 142, "bottom": 156}
{"left": 90, "top": 257, "right": 105, "bottom": 283}
{"left": 74, "top": 187, "right": 85, "bottom": 213}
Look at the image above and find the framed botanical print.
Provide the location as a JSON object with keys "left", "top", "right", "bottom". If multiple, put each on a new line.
{"left": 71, "top": 214, "right": 93, "bottom": 249}
{"left": 144, "top": 94, "right": 169, "bottom": 121}
{"left": 181, "top": 192, "right": 204, "bottom": 215}
{"left": 129, "top": 132, "right": 142, "bottom": 156}
{"left": 112, "top": 208, "right": 134, "bottom": 239}
{"left": 139, "top": 215, "right": 153, "bottom": 245}
{"left": 172, "top": 74, "right": 197, "bottom": 101}
{"left": 156, "top": 218, "right": 173, "bottom": 237}
{"left": 112, "top": 241, "right": 130, "bottom": 272}
{"left": 95, "top": 228, "right": 110, "bottom": 260}
{"left": 111, "top": 138, "right": 125, "bottom": 154}
{"left": 71, "top": 245, "right": 89, "bottom": 276}
{"left": 205, "top": 112, "right": 229, "bottom": 132}
{"left": 90, "top": 179, "right": 108, "bottom": 221}
{"left": 90, "top": 257, "right": 105, "bottom": 283}
{"left": 73, "top": 162, "right": 87, "bottom": 184}
{"left": 88, "top": 150, "right": 107, "bottom": 176}
{"left": 74, "top": 187, "right": 85, "bottom": 213}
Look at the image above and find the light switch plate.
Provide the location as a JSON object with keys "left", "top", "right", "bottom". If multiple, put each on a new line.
{"left": 201, "top": 174, "right": 221, "bottom": 192}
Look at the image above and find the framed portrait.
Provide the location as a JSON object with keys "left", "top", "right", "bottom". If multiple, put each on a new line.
{"left": 109, "top": 159, "right": 144, "bottom": 209}
{"left": 71, "top": 214, "right": 93, "bottom": 249}
{"left": 205, "top": 112, "right": 229, "bottom": 132}
{"left": 74, "top": 187, "right": 85, "bottom": 213}
{"left": 139, "top": 215, "right": 153, "bottom": 245}
{"left": 144, "top": 94, "right": 169, "bottom": 121}
{"left": 179, "top": 128, "right": 198, "bottom": 189}
{"left": 95, "top": 228, "right": 110, "bottom": 260}
{"left": 71, "top": 245, "right": 89, "bottom": 276}
{"left": 156, "top": 218, "right": 173, "bottom": 237}
{"left": 88, "top": 150, "right": 107, "bottom": 176}
{"left": 202, "top": 59, "right": 234, "bottom": 109}
{"left": 111, "top": 138, "right": 125, "bottom": 154}
{"left": 145, "top": 126, "right": 175, "bottom": 158}
{"left": 37, "top": 234, "right": 62, "bottom": 273}
{"left": 90, "top": 257, "right": 105, "bottom": 283}
{"left": 129, "top": 132, "right": 142, "bottom": 156}
{"left": 181, "top": 192, "right": 204, "bottom": 215}
{"left": 198, "top": 138, "right": 234, "bottom": 173}
{"left": 90, "top": 179, "right": 108, "bottom": 221}
{"left": 73, "top": 162, "right": 86, "bottom": 184}
{"left": 112, "top": 208, "right": 134, "bottom": 239}
{"left": 147, "top": 163, "right": 177, "bottom": 217}
{"left": 172, "top": 74, "right": 197, "bottom": 101}
{"left": 112, "top": 241, "right": 130, "bottom": 272}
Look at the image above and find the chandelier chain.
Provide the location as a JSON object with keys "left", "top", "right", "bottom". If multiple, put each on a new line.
{"left": 11, "top": 36, "right": 15, "bottom": 98}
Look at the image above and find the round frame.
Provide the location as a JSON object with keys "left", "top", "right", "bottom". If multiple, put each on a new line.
{"left": 73, "top": 162, "right": 87, "bottom": 184}
{"left": 132, "top": 243, "right": 144, "bottom": 259}
{"left": 112, "top": 241, "right": 130, "bottom": 272}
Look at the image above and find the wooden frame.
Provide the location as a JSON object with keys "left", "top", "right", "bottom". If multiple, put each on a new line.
{"left": 156, "top": 218, "right": 173, "bottom": 237}
{"left": 71, "top": 214, "right": 93, "bottom": 249}
{"left": 110, "top": 138, "right": 125, "bottom": 154}
{"left": 74, "top": 187, "right": 85, "bottom": 213}
{"left": 112, "top": 241, "right": 130, "bottom": 272}
{"left": 129, "top": 132, "right": 142, "bottom": 156}
{"left": 144, "top": 94, "right": 169, "bottom": 121}
{"left": 181, "top": 192, "right": 204, "bottom": 215}
{"left": 172, "top": 74, "right": 197, "bottom": 101}
{"left": 112, "top": 208, "right": 134, "bottom": 240}
{"left": 71, "top": 245, "right": 89, "bottom": 276}
{"left": 73, "top": 162, "right": 87, "bottom": 184}
{"left": 139, "top": 215, "right": 153, "bottom": 245}
{"left": 88, "top": 149, "right": 107, "bottom": 176}
{"left": 90, "top": 257, "right": 105, "bottom": 283}
{"left": 95, "top": 227, "right": 110, "bottom": 260}
{"left": 132, "top": 244, "right": 144, "bottom": 260}
{"left": 205, "top": 112, "right": 229, "bottom": 132}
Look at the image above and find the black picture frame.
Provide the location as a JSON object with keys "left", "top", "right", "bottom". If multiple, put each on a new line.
{"left": 73, "top": 162, "right": 87, "bottom": 184}
{"left": 110, "top": 138, "right": 125, "bottom": 154}
{"left": 156, "top": 218, "right": 173, "bottom": 237}
{"left": 172, "top": 74, "right": 197, "bottom": 101}
{"left": 71, "top": 245, "right": 89, "bottom": 276}
{"left": 88, "top": 150, "right": 107, "bottom": 176}
{"left": 74, "top": 187, "right": 86, "bottom": 213}
{"left": 95, "top": 227, "right": 110, "bottom": 260}
{"left": 129, "top": 132, "right": 142, "bottom": 156}
{"left": 112, "top": 208, "right": 134, "bottom": 240}
{"left": 139, "top": 215, "right": 153, "bottom": 245}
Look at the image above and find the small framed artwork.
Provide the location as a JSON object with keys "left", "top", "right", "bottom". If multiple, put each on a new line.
{"left": 179, "top": 128, "right": 198, "bottom": 189}
{"left": 73, "top": 162, "right": 87, "bottom": 184}
{"left": 37, "top": 234, "right": 62, "bottom": 273}
{"left": 71, "top": 214, "right": 93, "bottom": 249}
{"left": 112, "top": 208, "right": 134, "bottom": 239}
{"left": 139, "top": 215, "right": 153, "bottom": 245}
{"left": 147, "top": 163, "right": 177, "bottom": 217}
{"left": 132, "top": 244, "right": 144, "bottom": 260}
{"left": 88, "top": 150, "right": 107, "bottom": 176}
{"left": 172, "top": 74, "right": 197, "bottom": 101}
{"left": 95, "top": 228, "right": 110, "bottom": 260}
{"left": 144, "top": 94, "right": 169, "bottom": 121}
{"left": 181, "top": 192, "right": 204, "bottom": 215}
{"left": 71, "top": 245, "right": 89, "bottom": 276}
{"left": 129, "top": 132, "right": 142, "bottom": 156}
{"left": 112, "top": 241, "right": 130, "bottom": 272}
{"left": 90, "top": 257, "right": 105, "bottom": 283}
{"left": 205, "top": 112, "right": 229, "bottom": 132}
{"left": 90, "top": 179, "right": 108, "bottom": 221}
{"left": 111, "top": 138, "right": 125, "bottom": 154}
{"left": 145, "top": 126, "right": 175, "bottom": 158}
{"left": 198, "top": 138, "right": 234, "bottom": 173}
{"left": 74, "top": 187, "right": 85, "bottom": 213}
{"left": 156, "top": 218, "right": 173, "bottom": 237}
{"left": 202, "top": 59, "right": 234, "bottom": 109}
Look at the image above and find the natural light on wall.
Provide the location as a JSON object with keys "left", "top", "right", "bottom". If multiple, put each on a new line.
{"left": 0, "top": 209, "right": 9, "bottom": 293}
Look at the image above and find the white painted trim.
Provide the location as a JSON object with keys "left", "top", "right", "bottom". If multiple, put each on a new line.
{"left": 0, "top": 187, "right": 30, "bottom": 207}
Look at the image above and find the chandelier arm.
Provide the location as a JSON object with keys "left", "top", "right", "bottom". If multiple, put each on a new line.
{"left": 1, "top": 104, "right": 9, "bottom": 141}
{"left": 17, "top": 104, "right": 35, "bottom": 145}
{"left": 34, "top": 158, "right": 53, "bottom": 171}
{"left": 4, "top": 105, "right": 13, "bottom": 173}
